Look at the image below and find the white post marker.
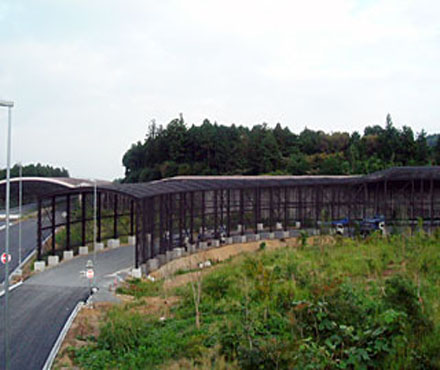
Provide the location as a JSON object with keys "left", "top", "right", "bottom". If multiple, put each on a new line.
{"left": 85, "top": 259, "right": 94, "bottom": 297}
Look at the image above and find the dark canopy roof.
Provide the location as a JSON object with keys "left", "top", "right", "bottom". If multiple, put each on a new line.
{"left": 89, "top": 166, "right": 440, "bottom": 200}
{"left": 31, "top": 166, "right": 440, "bottom": 201}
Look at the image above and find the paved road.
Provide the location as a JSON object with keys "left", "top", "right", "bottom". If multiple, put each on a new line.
{"left": 0, "top": 219, "right": 40, "bottom": 283}
{"left": 0, "top": 245, "right": 135, "bottom": 370}
{"left": 0, "top": 208, "right": 63, "bottom": 284}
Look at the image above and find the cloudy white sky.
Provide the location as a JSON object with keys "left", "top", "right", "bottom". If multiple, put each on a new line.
{"left": 0, "top": 0, "right": 439, "bottom": 180}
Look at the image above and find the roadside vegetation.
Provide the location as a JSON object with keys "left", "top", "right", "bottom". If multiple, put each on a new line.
{"left": 68, "top": 230, "right": 440, "bottom": 369}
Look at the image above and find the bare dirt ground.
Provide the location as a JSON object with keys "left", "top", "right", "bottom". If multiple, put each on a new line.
{"left": 151, "top": 237, "right": 302, "bottom": 280}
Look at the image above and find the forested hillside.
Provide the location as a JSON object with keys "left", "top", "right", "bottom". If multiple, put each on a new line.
{"left": 0, "top": 163, "right": 69, "bottom": 180}
{"left": 122, "top": 114, "right": 440, "bottom": 183}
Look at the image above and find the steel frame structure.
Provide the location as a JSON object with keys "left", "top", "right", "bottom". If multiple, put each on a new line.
{"left": 36, "top": 167, "right": 440, "bottom": 268}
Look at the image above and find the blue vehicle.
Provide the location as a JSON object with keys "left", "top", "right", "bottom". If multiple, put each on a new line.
{"left": 331, "top": 218, "right": 349, "bottom": 235}
{"left": 360, "top": 215, "right": 386, "bottom": 236}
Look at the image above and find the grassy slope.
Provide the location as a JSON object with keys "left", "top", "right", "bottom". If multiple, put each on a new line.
{"left": 71, "top": 231, "right": 440, "bottom": 369}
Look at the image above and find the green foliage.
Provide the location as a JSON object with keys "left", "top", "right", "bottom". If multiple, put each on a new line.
{"left": 0, "top": 162, "right": 69, "bottom": 180}
{"left": 74, "top": 234, "right": 440, "bottom": 369}
{"left": 115, "top": 278, "right": 163, "bottom": 299}
{"left": 299, "top": 230, "right": 308, "bottom": 247}
{"left": 122, "top": 114, "right": 436, "bottom": 182}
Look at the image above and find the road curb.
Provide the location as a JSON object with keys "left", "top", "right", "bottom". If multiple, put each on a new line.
{"left": 0, "top": 280, "right": 23, "bottom": 297}
{"left": 43, "top": 301, "right": 85, "bottom": 370}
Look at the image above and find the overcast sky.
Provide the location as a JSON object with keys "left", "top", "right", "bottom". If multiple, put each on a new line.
{"left": 0, "top": 0, "right": 439, "bottom": 180}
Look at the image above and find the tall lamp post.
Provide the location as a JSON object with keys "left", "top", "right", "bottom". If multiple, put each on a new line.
{"left": 0, "top": 99, "right": 14, "bottom": 370}
{"left": 18, "top": 161, "right": 22, "bottom": 274}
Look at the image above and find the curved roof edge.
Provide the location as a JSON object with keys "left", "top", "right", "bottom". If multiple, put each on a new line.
{"left": 0, "top": 177, "right": 111, "bottom": 188}
{"left": 35, "top": 166, "right": 440, "bottom": 201}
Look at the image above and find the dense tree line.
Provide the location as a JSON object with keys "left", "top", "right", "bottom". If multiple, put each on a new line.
{"left": 0, "top": 163, "right": 69, "bottom": 180}
{"left": 122, "top": 114, "right": 440, "bottom": 183}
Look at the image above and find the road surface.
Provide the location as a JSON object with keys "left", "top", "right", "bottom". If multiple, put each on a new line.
{"left": 0, "top": 219, "right": 40, "bottom": 283}
{"left": 0, "top": 245, "right": 134, "bottom": 370}
{"left": 0, "top": 205, "right": 63, "bottom": 284}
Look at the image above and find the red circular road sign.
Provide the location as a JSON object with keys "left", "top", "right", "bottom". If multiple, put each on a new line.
{"left": 1, "top": 253, "right": 11, "bottom": 264}
{"left": 86, "top": 269, "right": 94, "bottom": 280}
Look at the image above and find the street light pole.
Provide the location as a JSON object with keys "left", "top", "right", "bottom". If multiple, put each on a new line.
{"left": 93, "top": 179, "right": 97, "bottom": 266}
{"left": 18, "top": 162, "right": 22, "bottom": 270}
{"left": 0, "top": 99, "right": 14, "bottom": 370}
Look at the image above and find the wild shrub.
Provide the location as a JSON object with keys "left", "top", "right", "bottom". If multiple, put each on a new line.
{"left": 384, "top": 275, "right": 433, "bottom": 336}
{"left": 73, "top": 233, "right": 440, "bottom": 369}
{"left": 116, "top": 278, "right": 163, "bottom": 298}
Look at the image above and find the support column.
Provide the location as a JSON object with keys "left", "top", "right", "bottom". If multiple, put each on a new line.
{"left": 150, "top": 197, "right": 155, "bottom": 256}
{"left": 331, "top": 186, "right": 335, "bottom": 220}
{"left": 113, "top": 194, "right": 118, "bottom": 239}
{"left": 239, "top": 189, "right": 244, "bottom": 235}
{"left": 363, "top": 184, "right": 368, "bottom": 219}
{"left": 411, "top": 179, "right": 415, "bottom": 220}
{"left": 97, "top": 192, "right": 102, "bottom": 242}
{"left": 81, "top": 193, "right": 86, "bottom": 247}
{"left": 179, "top": 193, "right": 184, "bottom": 247}
{"left": 277, "top": 187, "right": 282, "bottom": 224}
{"left": 214, "top": 190, "right": 218, "bottom": 237}
{"left": 430, "top": 178, "right": 434, "bottom": 228}
{"left": 269, "top": 187, "right": 274, "bottom": 232}
{"left": 37, "top": 198, "right": 42, "bottom": 260}
{"left": 420, "top": 179, "right": 424, "bottom": 220}
{"left": 220, "top": 190, "right": 224, "bottom": 229}
{"left": 372, "top": 182, "right": 377, "bottom": 215}
{"left": 190, "top": 192, "right": 194, "bottom": 243}
{"left": 254, "top": 187, "right": 258, "bottom": 233}
{"left": 135, "top": 201, "right": 140, "bottom": 268}
{"left": 160, "top": 195, "right": 165, "bottom": 254}
{"left": 347, "top": 186, "right": 352, "bottom": 225}
{"left": 66, "top": 194, "right": 71, "bottom": 250}
{"left": 51, "top": 196, "right": 56, "bottom": 255}
{"left": 226, "top": 189, "right": 231, "bottom": 237}
{"left": 169, "top": 193, "right": 173, "bottom": 250}
{"left": 284, "top": 187, "right": 288, "bottom": 230}
{"left": 314, "top": 186, "right": 320, "bottom": 226}
{"left": 183, "top": 193, "right": 187, "bottom": 243}
{"left": 130, "top": 199, "right": 135, "bottom": 236}
{"left": 201, "top": 191, "right": 206, "bottom": 237}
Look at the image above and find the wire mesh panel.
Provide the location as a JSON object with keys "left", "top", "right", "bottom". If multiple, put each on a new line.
{"left": 35, "top": 166, "right": 440, "bottom": 266}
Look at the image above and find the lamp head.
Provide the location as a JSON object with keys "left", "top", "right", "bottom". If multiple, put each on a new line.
{"left": 0, "top": 100, "right": 14, "bottom": 108}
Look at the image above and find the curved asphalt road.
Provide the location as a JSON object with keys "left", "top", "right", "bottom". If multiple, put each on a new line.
{"left": 0, "top": 245, "right": 135, "bottom": 370}
{"left": 0, "top": 218, "right": 40, "bottom": 283}
{"left": 0, "top": 208, "right": 63, "bottom": 284}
